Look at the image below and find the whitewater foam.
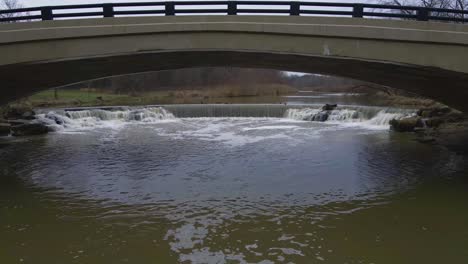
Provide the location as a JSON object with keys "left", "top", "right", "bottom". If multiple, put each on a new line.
{"left": 242, "top": 125, "right": 300, "bottom": 131}
{"left": 36, "top": 107, "right": 176, "bottom": 132}
{"left": 35, "top": 105, "right": 414, "bottom": 133}
{"left": 284, "top": 106, "right": 413, "bottom": 129}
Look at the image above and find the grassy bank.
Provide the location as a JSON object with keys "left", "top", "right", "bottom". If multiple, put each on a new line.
{"left": 25, "top": 84, "right": 296, "bottom": 108}
{"left": 363, "top": 92, "right": 442, "bottom": 109}
{"left": 28, "top": 89, "right": 166, "bottom": 107}
{"left": 10, "top": 85, "right": 444, "bottom": 110}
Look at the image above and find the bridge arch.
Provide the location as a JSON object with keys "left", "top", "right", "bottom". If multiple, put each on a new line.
{"left": 1, "top": 16, "right": 468, "bottom": 110}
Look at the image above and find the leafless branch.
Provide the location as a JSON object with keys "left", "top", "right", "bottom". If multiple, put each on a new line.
{"left": 0, "top": 0, "right": 30, "bottom": 22}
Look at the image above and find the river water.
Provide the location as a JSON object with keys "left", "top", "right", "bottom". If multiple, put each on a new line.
{"left": 1, "top": 95, "right": 468, "bottom": 263}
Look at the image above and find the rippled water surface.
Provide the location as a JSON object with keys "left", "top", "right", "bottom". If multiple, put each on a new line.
{"left": 1, "top": 103, "right": 468, "bottom": 264}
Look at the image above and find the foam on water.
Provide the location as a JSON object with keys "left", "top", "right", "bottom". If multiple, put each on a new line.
{"left": 36, "top": 107, "right": 175, "bottom": 132}
{"left": 242, "top": 125, "right": 300, "bottom": 131}
{"left": 35, "top": 104, "right": 414, "bottom": 134}
{"left": 155, "top": 118, "right": 300, "bottom": 147}
{"left": 284, "top": 106, "right": 413, "bottom": 129}
{"left": 65, "top": 107, "right": 174, "bottom": 122}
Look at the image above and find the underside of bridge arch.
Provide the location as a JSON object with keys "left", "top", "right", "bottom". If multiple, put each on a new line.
{"left": 1, "top": 50, "right": 468, "bottom": 111}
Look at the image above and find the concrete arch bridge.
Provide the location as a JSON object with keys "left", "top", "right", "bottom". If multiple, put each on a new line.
{"left": 1, "top": 2, "right": 468, "bottom": 110}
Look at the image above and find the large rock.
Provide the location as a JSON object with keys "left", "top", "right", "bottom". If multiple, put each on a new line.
{"left": 11, "top": 123, "right": 48, "bottom": 136}
{"left": 390, "top": 117, "right": 424, "bottom": 132}
{"left": 322, "top": 104, "right": 338, "bottom": 111}
{"left": 416, "top": 107, "right": 466, "bottom": 128}
{"left": 0, "top": 123, "right": 10, "bottom": 136}
{"left": 21, "top": 111, "right": 36, "bottom": 120}
{"left": 3, "top": 104, "right": 35, "bottom": 120}
{"left": 417, "top": 106, "right": 451, "bottom": 118}
{"left": 435, "top": 122, "right": 468, "bottom": 154}
{"left": 303, "top": 111, "right": 329, "bottom": 122}
{"left": 45, "top": 113, "right": 66, "bottom": 125}
{"left": 311, "top": 111, "right": 330, "bottom": 122}
{"left": 442, "top": 111, "right": 466, "bottom": 123}
{"left": 424, "top": 117, "right": 445, "bottom": 128}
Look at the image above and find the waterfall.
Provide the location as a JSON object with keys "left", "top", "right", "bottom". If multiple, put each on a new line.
{"left": 285, "top": 106, "right": 414, "bottom": 128}
{"left": 35, "top": 104, "right": 415, "bottom": 131}
{"left": 35, "top": 107, "right": 175, "bottom": 131}
{"left": 64, "top": 107, "right": 174, "bottom": 121}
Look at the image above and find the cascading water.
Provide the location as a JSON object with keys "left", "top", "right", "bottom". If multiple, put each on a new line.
{"left": 284, "top": 106, "right": 413, "bottom": 128}
{"left": 64, "top": 107, "right": 174, "bottom": 121}
{"left": 35, "top": 107, "right": 175, "bottom": 131}
{"left": 35, "top": 104, "right": 415, "bottom": 131}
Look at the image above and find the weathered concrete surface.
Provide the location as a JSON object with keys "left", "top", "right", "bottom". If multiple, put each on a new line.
{"left": 1, "top": 16, "right": 468, "bottom": 110}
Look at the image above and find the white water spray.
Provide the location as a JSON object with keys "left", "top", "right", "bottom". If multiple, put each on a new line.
{"left": 35, "top": 105, "right": 414, "bottom": 132}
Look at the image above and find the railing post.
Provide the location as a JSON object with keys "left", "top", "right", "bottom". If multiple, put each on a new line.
{"left": 353, "top": 4, "right": 364, "bottom": 18}
{"left": 290, "top": 2, "right": 300, "bottom": 16}
{"left": 417, "top": 7, "right": 429, "bottom": 21}
{"left": 103, "top": 4, "right": 114, "bottom": 18}
{"left": 228, "top": 1, "right": 237, "bottom": 15}
{"left": 41, "top": 7, "right": 53, "bottom": 21}
{"left": 165, "top": 2, "right": 175, "bottom": 16}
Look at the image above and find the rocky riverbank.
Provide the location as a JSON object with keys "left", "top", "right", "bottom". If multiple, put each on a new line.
{"left": 2, "top": 102, "right": 468, "bottom": 156}
{"left": 390, "top": 106, "right": 468, "bottom": 154}
{"left": 0, "top": 103, "right": 50, "bottom": 137}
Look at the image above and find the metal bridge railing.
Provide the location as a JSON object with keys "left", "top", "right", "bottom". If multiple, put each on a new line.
{"left": 0, "top": 1, "right": 467, "bottom": 23}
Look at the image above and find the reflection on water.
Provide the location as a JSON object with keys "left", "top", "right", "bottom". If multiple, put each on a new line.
{"left": 1, "top": 104, "right": 468, "bottom": 263}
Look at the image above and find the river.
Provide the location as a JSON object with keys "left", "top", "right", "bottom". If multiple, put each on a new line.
{"left": 1, "top": 94, "right": 468, "bottom": 263}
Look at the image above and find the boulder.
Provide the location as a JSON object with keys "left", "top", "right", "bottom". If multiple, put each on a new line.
{"left": 424, "top": 117, "right": 445, "bottom": 128}
{"left": 3, "top": 104, "right": 35, "bottom": 120}
{"left": 415, "top": 107, "right": 466, "bottom": 128}
{"left": 322, "top": 104, "right": 338, "bottom": 111}
{"left": 390, "top": 117, "right": 424, "bottom": 132}
{"left": 21, "top": 111, "right": 36, "bottom": 120}
{"left": 304, "top": 111, "right": 329, "bottom": 122}
{"left": 312, "top": 112, "right": 330, "bottom": 122}
{"left": 435, "top": 122, "right": 468, "bottom": 154}
{"left": 443, "top": 111, "right": 466, "bottom": 123}
{"left": 0, "top": 123, "right": 11, "bottom": 136}
{"left": 11, "top": 123, "right": 48, "bottom": 136}
{"left": 45, "top": 113, "right": 65, "bottom": 125}
{"left": 417, "top": 107, "right": 451, "bottom": 118}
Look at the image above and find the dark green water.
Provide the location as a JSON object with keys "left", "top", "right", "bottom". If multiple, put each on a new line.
{"left": 1, "top": 103, "right": 468, "bottom": 264}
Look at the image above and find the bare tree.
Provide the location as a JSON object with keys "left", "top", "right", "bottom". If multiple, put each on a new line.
{"left": 378, "top": 0, "right": 468, "bottom": 19}
{"left": 444, "top": 0, "right": 468, "bottom": 19}
{"left": 0, "top": 0, "right": 29, "bottom": 22}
